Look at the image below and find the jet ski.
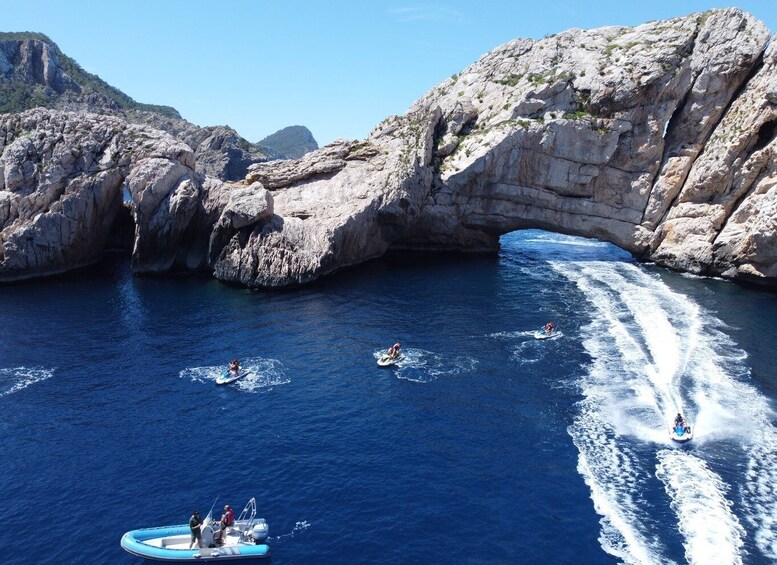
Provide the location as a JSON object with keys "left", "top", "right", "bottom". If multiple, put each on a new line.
{"left": 377, "top": 354, "right": 401, "bottom": 367}
{"left": 216, "top": 370, "right": 251, "bottom": 385}
{"left": 534, "top": 328, "right": 559, "bottom": 340}
{"left": 670, "top": 422, "right": 693, "bottom": 442}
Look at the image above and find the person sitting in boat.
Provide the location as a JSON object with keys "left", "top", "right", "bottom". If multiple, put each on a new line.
{"left": 387, "top": 343, "right": 401, "bottom": 359}
{"left": 215, "top": 504, "right": 235, "bottom": 546}
{"left": 674, "top": 413, "right": 684, "bottom": 427}
{"left": 189, "top": 510, "right": 203, "bottom": 549}
{"left": 229, "top": 359, "right": 240, "bottom": 375}
{"left": 543, "top": 322, "right": 555, "bottom": 334}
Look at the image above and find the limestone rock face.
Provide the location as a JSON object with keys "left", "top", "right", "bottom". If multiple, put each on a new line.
{"left": 223, "top": 182, "right": 273, "bottom": 229}
{"left": 213, "top": 112, "right": 436, "bottom": 286}
{"left": 5, "top": 10, "right": 777, "bottom": 288}
{"left": 210, "top": 8, "right": 777, "bottom": 287}
{"left": 650, "top": 38, "right": 777, "bottom": 280}
{"left": 0, "top": 38, "right": 78, "bottom": 94}
{"left": 400, "top": 9, "right": 769, "bottom": 261}
{"left": 0, "top": 109, "right": 227, "bottom": 280}
{"left": 0, "top": 34, "right": 275, "bottom": 182}
{"left": 142, "top": 120, "right": 275, "bottom": 182}
{"left": 188, "top": 127, "right": 268, "bottom": 181}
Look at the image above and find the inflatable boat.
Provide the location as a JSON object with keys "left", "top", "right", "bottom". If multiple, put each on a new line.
{"left": 121, "top": 498, "right": 269, "bottom": 562}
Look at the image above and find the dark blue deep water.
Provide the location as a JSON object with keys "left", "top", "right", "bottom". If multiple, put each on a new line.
{"left": 1, "top": 230, "right": 776, "bottom": 564}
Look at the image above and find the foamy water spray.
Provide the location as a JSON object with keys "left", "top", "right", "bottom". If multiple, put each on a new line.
{"left": 552, "top": 260, "right": 777, "bottom": 563}
{"left": 656, "top": 450, "right": 745, "bottom": 564}
{"left": 0, "top": 367, "right": 55, "bottom": 397}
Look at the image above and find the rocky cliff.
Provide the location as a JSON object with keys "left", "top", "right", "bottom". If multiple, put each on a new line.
{"left": 0, "top": 33, "right": 180, "bottom": 118}
{"left": 3, "top": 9, "right": 777, "bottom": 287}
{"left": 0, "top": 33, "right": 316, "bottom": 181}
{"left": 0, "top": 111, "right": 191, "bottom": 279}
{"left": 219, "top": 8, "right": 777, "bottom": 286}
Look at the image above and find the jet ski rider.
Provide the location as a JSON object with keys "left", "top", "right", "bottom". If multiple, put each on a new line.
{"left": 387, "top": 343, "right": 401, "bottom": 359}
{"left": 674, "top": 413, "right": 684, "bottom": 427}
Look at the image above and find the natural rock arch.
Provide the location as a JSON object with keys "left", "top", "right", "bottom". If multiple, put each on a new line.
{"left": 4, "top": 10, "right": 777, "bottom": 288}
{"left": 227, "top": 9, "right": 777, "bottom": 287}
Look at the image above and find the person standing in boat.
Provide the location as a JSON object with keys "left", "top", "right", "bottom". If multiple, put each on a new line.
{"left": 216, "top": 504, "right": 235, "bottom": 546}
{"left": 189, "top": 510, "right": 203, "bottom": 549}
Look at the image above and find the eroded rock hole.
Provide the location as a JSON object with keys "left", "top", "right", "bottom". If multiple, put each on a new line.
{"left": 752, "top": 118, "right": 777, "bottom": 153}
{"left": 662, "top": 95, "right": 689, "bottom": 142}
{"left": 106, "top": 202, "right": 135, "bottom": 251}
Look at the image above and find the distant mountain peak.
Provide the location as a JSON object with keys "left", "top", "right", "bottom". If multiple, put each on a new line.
{"left": 258, "top": 125, "right": 318, "bottom": 160}
{"left": 0, "top": 32, "right": 319, "bottom": 179}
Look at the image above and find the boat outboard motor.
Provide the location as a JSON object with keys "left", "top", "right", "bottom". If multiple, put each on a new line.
{"left": 201, "top": 524, "right": 215, "bottom": 547}
{"left": 251, "top": 519, "right": 269, "bottom": 544}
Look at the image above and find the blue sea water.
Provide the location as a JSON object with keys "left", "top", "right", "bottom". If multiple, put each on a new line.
{"left": 1, "top": 230, "right": 776, "bottom": 564}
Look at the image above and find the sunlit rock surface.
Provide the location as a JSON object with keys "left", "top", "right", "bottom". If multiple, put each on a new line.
{"left": 3, "top": 10, "right": 777, "bottom": 287}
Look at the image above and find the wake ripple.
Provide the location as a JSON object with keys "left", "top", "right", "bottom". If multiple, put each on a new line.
{"left": 552, "top": 261, "right": 777, "bottom": 563}
{"left": 0, "top": 367, "right": 55, "bottom": 397}
{"left": 571, "top": 403, "right": 670, "bottom": 564}
{"left": 485, "top": 330, "right": 536, "bottom": 339}
{"left": 180, "top": 357, "right": 289, "bottom": 393}
{"left": 373, "top": 348, "right": 477, "bottom": 383}
{"left": 270, "top": 520, "right": 311, "bottom": 542}
{"left": 486, "top": 330, "right": 564, "bottom": 366}
{"left": 656, "top": 449, "right": 745, "bottom": 565}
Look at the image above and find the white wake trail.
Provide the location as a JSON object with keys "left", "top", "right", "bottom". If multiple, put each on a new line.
{"left": 570, "top": 403, "right": 670, "bottom": 564}
{"left": 677, "top": 307, "right": 777, "bottom": 560}
{"left": 656, "top": 449, "right": 745, "bottom": 565}
{"left": 373, "top": 348, "right": 478, "bottom": 383}
{"left": 180, "top": 357, "right": 289, "bottom": 393}
{"left": 552, "top": 262, "right": 679, "bottom": 563}
{"left": 746, "top": 423, "right": 777, "bottom": 559}
{"left": 551, "top": 260, "right": 765, "bottom": 563}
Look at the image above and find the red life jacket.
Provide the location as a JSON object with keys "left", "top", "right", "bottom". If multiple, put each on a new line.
{"left": 224, "top": 508, "right": 234, "bottom": 526}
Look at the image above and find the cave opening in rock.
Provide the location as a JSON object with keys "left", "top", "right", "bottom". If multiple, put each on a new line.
{"left": 752, "top": 118, "right": 777, "bottom": 154}
{"left": 106, "top": 201, "right": 135, "bottom": 253}
{"left": 499, "top": 229, "right": 633, "bottom": 264}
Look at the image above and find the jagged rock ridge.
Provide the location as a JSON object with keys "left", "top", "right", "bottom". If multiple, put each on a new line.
{"left": 0, "top": 33, "right": 317, "bottom": 180}
{"left": 3, "top": 9, "right": 777, "bottom": 289}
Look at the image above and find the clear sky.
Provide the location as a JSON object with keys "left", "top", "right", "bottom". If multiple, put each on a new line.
{"left": 2, "top": 1, "right": 775, "bottom": 145}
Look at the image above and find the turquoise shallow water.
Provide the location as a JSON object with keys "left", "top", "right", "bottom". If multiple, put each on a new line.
{"left": 0, "top": 230, "right": 775, "bottom": 564}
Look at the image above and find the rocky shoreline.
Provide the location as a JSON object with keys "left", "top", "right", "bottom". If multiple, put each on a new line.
{"left": 3, "top": 9, "right": 777, "bottom": 287}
